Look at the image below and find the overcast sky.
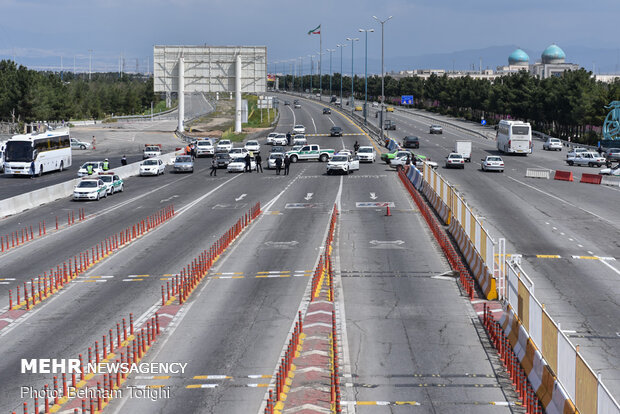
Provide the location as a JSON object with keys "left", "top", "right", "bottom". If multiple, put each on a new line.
{"left": 0, "top": 0, "right": 618, "bottom": 73}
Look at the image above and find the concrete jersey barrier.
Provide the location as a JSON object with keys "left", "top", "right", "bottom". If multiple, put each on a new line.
{"left": 0, "top": 151, "right": 181, "bottom": 219}
{"left": 526, "top": 168, "right": 552, "bottom": 179}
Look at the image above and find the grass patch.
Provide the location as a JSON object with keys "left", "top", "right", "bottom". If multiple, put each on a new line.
{"left": 221, "top": 126, "right": 247, "bottom": 142}
{"left": 245, "top": 95, "right": 278, "bottom": 128}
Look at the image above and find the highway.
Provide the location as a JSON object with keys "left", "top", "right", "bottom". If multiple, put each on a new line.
{"left": 348, "top": 99, "right": 620, "bottom": 401}
{"left": 0, "top": 93, "right": 213, "bottom": 201}
{"left": 0, "top": 95, "right": 516, "bottom": 413}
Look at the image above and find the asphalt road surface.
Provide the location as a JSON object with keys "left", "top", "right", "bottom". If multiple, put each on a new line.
{"left": 0, "top": 95, "right": 526, "bottom": 413}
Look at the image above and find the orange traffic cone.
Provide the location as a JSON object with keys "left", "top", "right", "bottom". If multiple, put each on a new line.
{"left": 386, "top": 205, "right": 391, "bottom": 216}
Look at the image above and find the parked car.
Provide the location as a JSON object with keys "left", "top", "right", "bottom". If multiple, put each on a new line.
{"left": 73, "top": 178, "right": 107, "bottom": 201}
{"left": 566, "top": 147, "right": 589, "bottom": 159}
{"left": 543, "top": 138, "right": 563, "bottom": 151}
{"left": 330, "top": 126, "right": 343, "bottom": 137}
{"left": 77, "top": 161, "right": 104, "bottom": 177}
{"left": 403, "top": 136, "right": 420, "bottom": 149}
{"left": 214, "top": 152, "right": 231, "bottom": 168}
{"left": 604, "top": 147, "right": 620, "bottom": 164}
{"left": 566, "top": 152, "right": 606, "bottom": 167}
{"left": 216, "top": 139, "right": 233, "bottom": 152}
{"left": 245, "top": 140, "right": 261, "bottom": 154}
{"left": 195, "top": 139, "right": 215, "bottom": 157}
{"left": 481, "top": 156, "right": 505, "bottom": 172}
{"left": 229, "top": 147, "right": 249, "bottom": 158}
{"left": 227, "top": 156, "right": 255, "bottom": 173}
{"left": 429, "top": 125, "right": 443, "bottom": 134}
{"left": 266, "top": 132, "right": 279, "bottom": 145}
{"left": 98, "top": 172, "right": 124, "bottom": 195}
{"left": 293, "top": 135, "right": 307, "bottom": 146}
{"left": 445, "top": 153, "right": 465, "bottom": 169}
{"left": 356, "top": 146, "right": 376, "bottom": 163}
{"left": 173, "top": 155, "right": 194, "bottom": 173}
{"left": 326, "top": 154, "right": 360, "bottom": 175}
{"left": 271, "top": 134, "right": 288, "bottom": 146}
{"left": 271, "top": 145, "right": 286, "bottom": 153}
{"left": 267, "top": 152, "right": 285, "bottom": 169}
{"left": 599, "top": 165, "right": 620, "bottom": 176}
{"left": 292, "top": 125, "right": 306, "bottom": 134}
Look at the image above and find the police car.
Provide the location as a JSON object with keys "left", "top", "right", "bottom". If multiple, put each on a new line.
{"left": 73, "top": 178, "right": 108, "bottom": 201}
{"left": 98, "top": 172, "right": 124, "bottom": 194}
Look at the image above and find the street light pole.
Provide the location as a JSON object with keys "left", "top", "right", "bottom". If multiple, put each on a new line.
{"left": 88, "top": 49, "right": 93, "bottom": 81}
{"left": 373, "top": 15, "right": 392, "bottom": 142}
{"left": 337, "top": 44, "right": 346, "bottom": 107}
{"left": 299, "top": 56, "right": 303, "bottom": 94}
{"left": 346, "top": 37, "right": 359, "bottom": 114}
{"left": 326, "top": 49, "right": 335, "bottom": 99}
{"left": 359, "top": 28, "right": 374, "bottom": 124}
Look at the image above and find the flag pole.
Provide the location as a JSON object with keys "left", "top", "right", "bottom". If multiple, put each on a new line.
{"left": 319, "top": 25, "right": 322, "bottom": 101}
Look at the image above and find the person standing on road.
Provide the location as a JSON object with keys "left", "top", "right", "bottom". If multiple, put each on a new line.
{"left": 209, "top": 157, "right": 218, "bottom": 176}
{"left": 286, "top": 132, "right": 292, "bottom": 146}
{"left": 255, "top": 153, "right": 263, "bottom": 173}
{"left": 354, "top": 141, "right": 360, "bottom": 153}
{"left": 283, "top": 154, "right": 291, "bottom": 175}
{"left": 30, "top": 160, "right": 35, "bottom": 179}
{"left": 275, "top": 156, "right": 283, "bottom": 175}
{"left": 121, "top": 155, "right": 127, "bottom": 166}
{"left": 103, "top": 158, "right": 110, "bottom": 171}
{"left": 244, "top": 153, "right": 251, "bottom": 172}
{"left": 86, "top": 164, "right": 94, "bottom": 175}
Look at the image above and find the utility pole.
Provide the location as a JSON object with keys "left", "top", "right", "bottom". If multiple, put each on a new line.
{"left": 326, "top": 49, "right": 335, "bottom": 98}
{"left": 373, "top": 15, "right": 393, "bottom": 143}
{"left": 88, "top": 49, "right": 93, "bottom": 81}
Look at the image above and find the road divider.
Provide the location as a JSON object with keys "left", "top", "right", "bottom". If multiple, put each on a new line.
{"left": 265, "top": 205, "right": 341, "bottom": 414}
{"left": 525, "top": 169, "right": 551, "bottom": 179}
{"left": 601, "top": 175, "right": 620, "bottom": 186}
{"left": 160, "top": 202, "right": 261, "bottom": 306}
{"left": 553, "top": 170, "right": 574, "bottom": 182}
{"left": 580, "top": 173, "right": 602, "bottom": 185}
{"left": 1, "top": 208, "right": 86, "bottom": 254}
{"left": 5, "top": 205, "right": 174, "bottom": 313}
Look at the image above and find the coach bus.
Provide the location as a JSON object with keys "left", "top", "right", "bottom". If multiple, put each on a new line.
{"left": 496, "top": 120, "right": 532, "bottom": 155}
{"left": 3, "top": 128, "right": 72, "bottom": 177}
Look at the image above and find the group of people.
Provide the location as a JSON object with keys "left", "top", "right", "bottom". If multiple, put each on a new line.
{"left": 185, "top": 143, "right": 196, "bottom": 158}
{"left": 209, "top": 152, "right": 291, "bottom": 176}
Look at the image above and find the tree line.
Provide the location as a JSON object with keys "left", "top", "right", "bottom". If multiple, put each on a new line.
{"left": 278, "top": 69, "right": 620, "bottom": 144}
{"left": 0, "top": 60, "right": 160, "bottom": 123}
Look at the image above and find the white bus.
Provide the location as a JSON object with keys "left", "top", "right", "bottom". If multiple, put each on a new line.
{"left": 3, "top": 128, "right": 72, "bottom": 177}
{"left": 496, "top": 120, "right": 532, "bottom": 154}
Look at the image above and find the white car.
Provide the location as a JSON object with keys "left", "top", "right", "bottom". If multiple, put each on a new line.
{"left": 266, "top": 133, "right": 279, "bottom": 145}
{"left": 326, "top": 154, "right": 359, "bottom": 175}
{"left": 195, "top": 139, "right": 215, "bottom": 157}
{"left": 245, "top": 140, "right": 261, "bottom": 153}
{"left": 140, "top": 158, "right": 165, "bottom": 176}
{"left": 227, "top": 156, "right": 255, "bottom": 172}
{"left": 481, "top": 155, "right": 505, "bottom": 172}
{"left": 268, "top": 153, "right": 285, "bottom": 169}
{"left": 566, "top": 147, "right": 589, "bottom": 159}
{"left": 566, "top": 152, "right": 606, "bottom": 167}
{"left": 98, "top": 173, "right": 124, "bottom": 195}
{"left": 71, "top": 138, "right": 91, "bottom": 150}
{"left": 143, "top": 145, "right": 162, "bottom": 159}
{"left": 543, "top": 138, "right": 562, "bottom": 151}
{"left": 356, "top": 146, "right": 376, "bottom": 162}
{"left": 337, "top": 149, "right": 353, "bottom": 157}
{"left": 73, "top": 178, "right": 108, "bottom": 201}
{"left": 599, "top": 165, "right": 620, "bottom": 176}
{"left": 293, "top": 125, "right": 306, "bottom": 134}
{"left": 272, "top": 134, "right": 288, "bottom": 146}
{"left": 77, "top": 161, "right": 104, "bottom": 177}
{"left": 445, "top": 153, "right": 465, "bottom": 169}
{"left": 293, "top": 135, "right": 307, "bottom": 146}
{"left": 217, "top": 139, "right": 233, "bottom": 152}
{"left": 229, "top": 147, "right": 249, "bottom": 158}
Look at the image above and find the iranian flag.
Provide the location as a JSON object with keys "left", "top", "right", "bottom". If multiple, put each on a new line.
{"left": 307, "top": 24, "right": 321, "bottom": 35}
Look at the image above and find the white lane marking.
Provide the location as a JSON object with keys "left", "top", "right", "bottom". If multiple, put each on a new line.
{"left": 160, "top": 194, "right": 179, "bottom": 203}
{"left": 369, "top": 192, "right": 377, "bottom": 200}
{"left": 304, "top": 193, "right": 313, "bottom": 201}
{"left": 505, "top": 176, "right": 616, "bottom": 227}
{"left": 311, "top": 115, "right": 317, "bottom": 134}
{"left": 578, "top": 244, "right": 584, "bottom": 248}
{"left": 235, "top": 193, "right": 247, "bottom": 202}
{"left": 287, "top": 105, "right": 296, "bottom": 126}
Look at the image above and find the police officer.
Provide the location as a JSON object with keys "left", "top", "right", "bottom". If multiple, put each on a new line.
{"left": 209, "top": 157, "right": 218, "bottom": 176}
{"left": 86, "top": 164, "right": 94, "bottom": 175}
{"left": 275, "top": 156, "right": 283, "bottom": 175}
{"left": 103, "top": 158, "right": 110, "bottom": 171}
{"left": 286, "top": 132, "right": 292, "bottom": 146}
{"left": 255, "top": 153, "right": 263, "bottom": 173}
{"left": 244, "top": 153, "right": 251, "bottom": 172}
{"left": 354, "top": 141, "right": 360, "bottom": 153}
{"left": 283, "top": 154, "right": 291, "bottom": 175}
{"left": 121, "top": 155, "right": 127, "bottom": 166}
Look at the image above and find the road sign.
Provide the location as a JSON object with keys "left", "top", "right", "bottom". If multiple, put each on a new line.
{"left": 481, "top": 119, "right": 487, "bottom": 126}
{"left": 401, "top": 95, "right": 414, "bottom": 105}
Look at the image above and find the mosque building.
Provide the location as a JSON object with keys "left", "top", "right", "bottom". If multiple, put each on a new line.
{"left": 497, "top": 44, "right": 580, "bottom": 78}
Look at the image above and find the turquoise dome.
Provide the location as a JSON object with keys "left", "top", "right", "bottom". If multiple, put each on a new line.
{"left": 508, "top": 49, "right": 529, "bottom": 65}
{"left": 542, "top": 44, "right": 566, "bottom": 63}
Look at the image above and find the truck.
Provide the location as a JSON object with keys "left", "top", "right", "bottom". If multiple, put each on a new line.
{"left": 383, "top": 119, "right": 396, "bottom": 130}
{"left": 143, "top": 144, "right": 162, "bottom": 159}
{"left": 455, "top": 140, "right": 472, "bottom": 162}
{"left": 286, "top": 144, "right": 335, "bottom": 163}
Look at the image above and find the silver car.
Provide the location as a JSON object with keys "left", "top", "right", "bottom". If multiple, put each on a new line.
{"left": 481, "top": 156, "right": 505, "bottom": 172}
{"left": 173, "top": 155, "right": 194, "bottom": 173}
{"left": 543, "top": 138, "right": 562, "bottom": 151}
